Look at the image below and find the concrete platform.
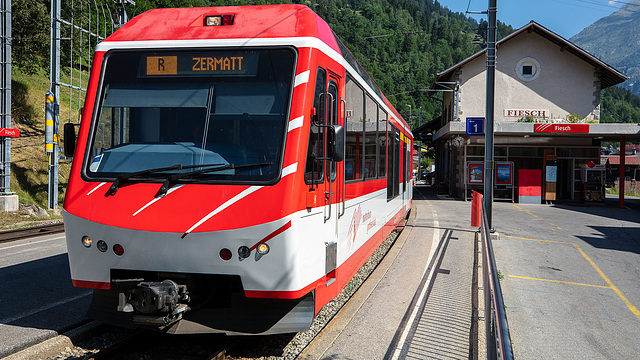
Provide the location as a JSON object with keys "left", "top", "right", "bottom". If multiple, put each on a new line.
{"left": 299, "top": 186, "right": 477, "bottom": 359}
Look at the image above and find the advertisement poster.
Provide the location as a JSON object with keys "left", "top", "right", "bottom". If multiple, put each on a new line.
{"left": 495, "top": 163, "right": 513, "bottom": 185}
{"left": 468, "top": 162, "right": 484, "bottom": 184}
{"left": 545, "top": 165, "right": 557, "bottom": 183}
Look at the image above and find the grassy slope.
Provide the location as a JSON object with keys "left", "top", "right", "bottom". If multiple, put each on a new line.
{"left": 1, "top": 67, "right": 81, "bottom": 228}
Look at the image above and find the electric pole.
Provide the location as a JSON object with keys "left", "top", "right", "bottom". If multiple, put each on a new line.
{"left": 484, "top": 0, "right": 497, "bottom": 229}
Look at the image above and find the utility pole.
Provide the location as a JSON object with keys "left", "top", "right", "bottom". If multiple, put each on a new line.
{"left": 0, "top": 0, "right": 17, "bottom": 211}
{"left": 117, "top": 0, "right": 135, "bottom": 27}
{"left": 484, "top": 0, "right": 497, "bottom": 229}
{"left": 47, "top": 0, "right": 60, "bottom": 209}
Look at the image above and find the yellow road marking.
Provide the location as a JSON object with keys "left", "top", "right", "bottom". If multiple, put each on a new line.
{"left": 503, "top": 234, "right": 640, "bottom": 320}
{"left": 508, "top": 275, "right": 611, "bottom": 289}
{"left": 503, "top": 235, "right": 567, "bottom": 244}
{"left": 571, "top": 243, "right": 640, "bottom": 320}
{"left": 511, "top": 204, "right": 562, "bottom": 229}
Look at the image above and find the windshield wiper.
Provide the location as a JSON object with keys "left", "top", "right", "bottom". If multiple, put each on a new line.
{"left": 105, "top": 163, "right": 225, "bottom": 196}
{"left": 155, "top": 162, "right": 273, "bottom": 198}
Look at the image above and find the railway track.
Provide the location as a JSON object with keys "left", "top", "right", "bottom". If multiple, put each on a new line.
{"left": 37, "top": 226, "right": 404, "bottom": 360}
{"left": 0, "top": 222, "right": 65, "bottom": 243}
{"left": 86, "top": 329, "right": 234, "bottom": 360}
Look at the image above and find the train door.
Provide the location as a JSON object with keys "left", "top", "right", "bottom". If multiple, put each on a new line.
{"left": 304, "top": 67, "right": 343, "bottom": 287}
{"left": 402, "top": 137, "right": 406, "bottom": 207}
{"left": 324, "top": 72, "right": 343, "bottom": 285}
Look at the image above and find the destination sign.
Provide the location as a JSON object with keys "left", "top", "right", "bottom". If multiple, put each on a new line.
{"left": 143, "top": 52, "right": 259, "bottom": 77}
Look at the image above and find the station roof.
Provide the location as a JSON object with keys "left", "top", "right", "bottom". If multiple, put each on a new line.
{"left": 432, "top": 121, "right": 640, "bottom": 142}
{"left": 432, "top": 21, "right": 628, "bottom": 90}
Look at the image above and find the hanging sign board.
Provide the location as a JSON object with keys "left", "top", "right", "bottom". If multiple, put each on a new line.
{"left": 534, "top": 123, "right": 589, "bottom": 133}
{"left": 0, "top": 128, "right": 20, "bottom": 137}
{"left": 466, "top": 117, "right": 485, "bottom": 136}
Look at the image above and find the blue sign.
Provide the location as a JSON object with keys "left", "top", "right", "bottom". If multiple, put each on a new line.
{"left": 466, "top": 117, "right": 485, "bottom": 136}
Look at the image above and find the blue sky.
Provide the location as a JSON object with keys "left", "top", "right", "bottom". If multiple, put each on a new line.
{"left": 437, "top": 0, "right": 631, "bottom": 39}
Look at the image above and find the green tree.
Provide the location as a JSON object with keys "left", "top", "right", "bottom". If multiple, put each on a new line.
{"left": 12, "top": 0, "right": 49, "bottom": 74}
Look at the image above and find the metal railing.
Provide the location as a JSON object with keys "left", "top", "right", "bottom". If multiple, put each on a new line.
{"left": 480, "top": 200, "right": 514, "bottom": 360}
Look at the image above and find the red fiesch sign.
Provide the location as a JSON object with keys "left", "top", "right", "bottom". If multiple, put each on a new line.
{"left": 534, "top": 123, "right": 590, "bottom": 133}
{"left": 0, "top": 128, "right": 20, "bottom": 137}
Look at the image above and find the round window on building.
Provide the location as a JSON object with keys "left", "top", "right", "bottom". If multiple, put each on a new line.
{"left": 515, "top": 57, "right": 541, "bottom": 82}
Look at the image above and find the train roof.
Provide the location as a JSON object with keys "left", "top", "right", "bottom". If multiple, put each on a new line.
{"left": 105, "top": 5, "right": 341, "bottom": 54}
{"left": 102, "top": 5, "right": 410, "bottom": 135}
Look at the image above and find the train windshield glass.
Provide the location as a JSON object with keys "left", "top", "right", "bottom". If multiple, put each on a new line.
{"left": 86, "top": 48, "right": 295, "bottom": 183}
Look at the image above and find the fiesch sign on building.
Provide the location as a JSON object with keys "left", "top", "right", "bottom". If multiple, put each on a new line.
{"left": 504, "top": 109, "right": 550, "bottom": 118}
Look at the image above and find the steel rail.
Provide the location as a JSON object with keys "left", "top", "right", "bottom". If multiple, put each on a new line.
{"left": 0, "top": 223, "right": 65, "bottom": 243}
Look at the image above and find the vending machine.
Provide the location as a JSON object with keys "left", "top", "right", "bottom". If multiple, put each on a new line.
{"left": 582, "top": 166, "right": 606, "bottom": 202}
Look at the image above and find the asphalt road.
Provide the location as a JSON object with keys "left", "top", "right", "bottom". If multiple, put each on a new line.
{"left": 492, "top": 196, "right": 640, "bottom": 359}
{"left": 0, "top": 233, "right": 92, "bottom": 358}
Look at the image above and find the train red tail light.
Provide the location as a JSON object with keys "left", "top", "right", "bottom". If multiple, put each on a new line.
{"left": 113, "top": 244, "right": 125, "bottom": 256}
{"left": 205, "top": 14, "right": 235, "bottom": 26}
{"left": 220, "top": 248, "right": 232, "bottom": 261}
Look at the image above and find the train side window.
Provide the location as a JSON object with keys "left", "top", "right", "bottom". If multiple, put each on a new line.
{"left": 345, "top": 76, "right": 364, "bottom": 181}
{"left": 378, "top": 107, "right": 387, "bottom": 178}
{"left": 304, "top": 68, "right": 326, "bottom": 184}
{"left": 364, "top": 95, "right": 377, "bottom": 180}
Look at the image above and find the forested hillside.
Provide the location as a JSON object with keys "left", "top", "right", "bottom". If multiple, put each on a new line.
{"left": 601, "top": 86, "right": 640, "bottom": 123}
{"left": 7, "top": 0, "right": 640, "bottom": 217}
{"left": 12, "top": 0, "right": 515, "bottom": 127}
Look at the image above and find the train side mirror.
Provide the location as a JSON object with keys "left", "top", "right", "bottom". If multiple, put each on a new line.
{"left": 63, "top": 122, "right": 77, "bottom": 158}
{"left": 327, "top": 125, "right": 344, "bottom": 162}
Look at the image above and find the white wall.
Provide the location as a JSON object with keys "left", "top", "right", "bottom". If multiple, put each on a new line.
{"left": 454, "top": 32, "right": 599, "bottom": 123}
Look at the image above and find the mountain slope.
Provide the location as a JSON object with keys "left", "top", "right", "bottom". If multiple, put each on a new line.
{"left": 571, "top": 0, "right": 640, "bottom": 96}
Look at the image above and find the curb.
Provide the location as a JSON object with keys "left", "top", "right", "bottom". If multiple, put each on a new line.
{"left": 4, "top": 321, "right": 102, "bottom": 360}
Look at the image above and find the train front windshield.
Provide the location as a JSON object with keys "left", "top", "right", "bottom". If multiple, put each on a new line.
{"left": 85, "top": 48, "right": 295, "bottom": 184}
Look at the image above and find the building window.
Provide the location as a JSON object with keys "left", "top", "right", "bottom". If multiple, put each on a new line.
{"left": 516, "top": 57, "right": 541, "bottom": 82}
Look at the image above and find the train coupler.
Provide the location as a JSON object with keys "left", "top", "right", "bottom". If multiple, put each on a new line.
{"left": 132, "top": 303, "right": 191, "bottom": 327}
{"left": 117, "top": 280, "right": 190, "bottom": 326}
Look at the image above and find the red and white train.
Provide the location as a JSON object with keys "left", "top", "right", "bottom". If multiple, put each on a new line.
{"left": 63, "top": 4, "right": 413, "bottom": 335}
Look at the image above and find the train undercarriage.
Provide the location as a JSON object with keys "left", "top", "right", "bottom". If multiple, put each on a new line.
{"left": 89, "top": 270, "right": 314, "bottom": 335}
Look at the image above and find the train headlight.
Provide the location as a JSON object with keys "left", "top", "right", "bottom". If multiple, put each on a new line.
{"left": 81, "top": 236, "right": 92, "bottom": 248}
{"left": 205, "top": 14, "right": 234, "bottom": 26}
{"left": 97, "top": 240, "right": 108, "bottom": 252}
{"left": 238, "top": 246, "right": 251, "bottom": 259}
{"left": 257, "top": 243, "right": 270, "bottom": 256}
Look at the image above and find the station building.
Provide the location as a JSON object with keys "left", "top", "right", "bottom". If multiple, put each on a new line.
{"left": 416, "top": 21, "right": 640, "bottom": 203}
